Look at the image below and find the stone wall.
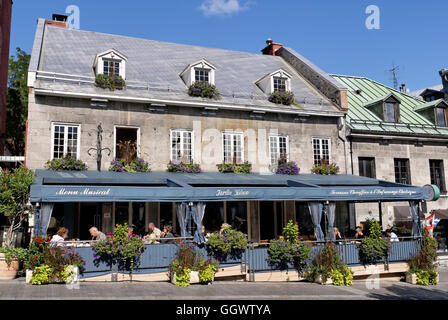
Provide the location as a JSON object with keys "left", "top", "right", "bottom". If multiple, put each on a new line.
{"left": 26, "top": 92, "right": 347, "bottom": 174}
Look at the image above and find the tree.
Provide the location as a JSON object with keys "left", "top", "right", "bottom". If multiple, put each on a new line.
{"left": 4, "top": 48, "right": 30, "bottom": 156}
{"left": 0, "top": 166, "right": 35, "bottom": 248}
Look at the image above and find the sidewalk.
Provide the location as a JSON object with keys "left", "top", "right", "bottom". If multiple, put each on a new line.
{"left": 1, "top": 271, "right": 447, "bottom": 300}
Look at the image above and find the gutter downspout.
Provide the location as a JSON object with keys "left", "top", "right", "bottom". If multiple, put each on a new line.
{"left": 337, "top": 116, "right": 349, "bottom": 174}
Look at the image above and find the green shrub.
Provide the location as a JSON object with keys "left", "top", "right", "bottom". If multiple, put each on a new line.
{"left": 0, "top": 247, "right": 28, "bottom": 267}
{"left": 206, "top": 225, "right": 247, "bottom": 260}
{"left": 45, "top": 155, "right": 87, "bottom": 171}
{"left": 408, "top": 230, "right": 438, "bottom": 285}
{"left": 359, "top": 219, "right": 391, "bottom": 264}
{"left": 268, "top": 91, "right": 300, "bottom": 106}
{"left": 188, "top": 81, "right": 221, "bottom": 100}
{"left": 175, "top": 268, "right": 191, "bottom": 287}
{"left": 311, "top": 160, "right": 339, "bottom": 175}
{"left": 95, "top": 74, "right": 126, "bottom": 91}
{"left": 331, "top": 265, "right": 353, "bottom": 286}
{"left": 216, "top": 162, "right": 234, "bottom": 173}
{"left": 199, "top": 263, "right": 217, "bottom": 284}
{"left": 216, "top": 162, "right": 251, "bottom": 174}
{"left": 31, "top": 265, "right": 52, "bottom": 285}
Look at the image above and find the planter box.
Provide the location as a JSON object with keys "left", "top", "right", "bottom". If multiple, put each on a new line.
{"left": 26, "top": 266, "right": 79, "bottom": 285}
{"left": 0, "top": 253, "right": 19, "bottom": 280}
{"left": 314, "top": 274, "right": 333, "bottom": 285}
{"left": 170, "top": 271, "right": 200, "bottom": 286}
{"left": 406, "top": 272, "right": 439, "bottom": 285}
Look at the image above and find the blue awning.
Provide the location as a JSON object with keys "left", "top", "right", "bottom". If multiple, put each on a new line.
{"left": 30, "top": 170, "right": 438, "bottom": 203}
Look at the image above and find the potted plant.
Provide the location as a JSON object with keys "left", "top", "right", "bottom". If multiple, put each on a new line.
{"left": 45, "top": 155, "right": 88, "bottom": 171}
{"left": 358, "top": 219, "right": 391, "bottom": 265}
{"left": 169, "top": 244, "right": 219, "bottom": 287}
{"left": 205, "top": 224, "right": 247, "bottom": 262}
{"left": 109, "top": 158, "right": 151, "bottom": 173}
{"left": 216, "top": 162, "right": 252, "bottom": 174}
{"left": 92, "top": 223, "right": 145, "bottom": 280}
{"left": 406, "top": 230, "right": 438, "bottom": 285}
{"left": 188, "top": 81, "right": 221, "bottom": 100}
{"left": 268, "top": 90, "right": 300, "bottom": 107}
{"left": 311, "top": 159, "right": 339, "bottom": 175}
{"left": 167, "top": 160, "right": 201, "bottom": 173}
{"left": 271, "top": 154, "right": 300, "bottom": 175}
{"left": 267, "top": 221, "right": 312, "bottom": 277}
{"left": 95, "top": 74, "right": 126, "bottom": 91}
{"left": 0, "top": 247, "right": 28, "bottom": 280}
{"left": 306, "top": 242, "right": 353, "bottom": 286}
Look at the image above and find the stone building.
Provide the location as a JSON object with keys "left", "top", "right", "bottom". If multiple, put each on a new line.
{"left": 332, "top": 74, "right": 448, "bottom": 245}
{"left": 26, "top": 18, "right": 354, "bottom": 241}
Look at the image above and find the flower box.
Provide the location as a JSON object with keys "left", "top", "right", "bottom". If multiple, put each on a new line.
{"left": 406, "top": 272, "right": 439, "bottom": 285}
{"left": 170, "top": 271, "right": 200, "bottom": 285}
{"left": 26, "top": 266, "right": 79, "bottom": 285}
{"left": 314, "top": 274, "right": 333, "bottom": 285}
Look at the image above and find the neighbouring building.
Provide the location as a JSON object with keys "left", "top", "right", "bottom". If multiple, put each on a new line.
{"left": 332, "top": 74, "right": 448, "bottom": 250}
{"left": 0, "top": 0, "right": 13, "bottom": 155}
{"left": 26, "top": 17, "right": 356, "bottom": 241}
{"left": 411, "top": 68, "right": 448, "bottom": 102}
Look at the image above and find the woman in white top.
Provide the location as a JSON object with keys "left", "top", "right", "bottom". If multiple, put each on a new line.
{"left": 50, "top": 227, "right": 69, "bottom": 246}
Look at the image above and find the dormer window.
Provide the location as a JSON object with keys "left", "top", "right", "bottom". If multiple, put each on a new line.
{"left": 256, "top": 69, "right": 292, "bottom": 94}
{"left": 364, "top": 93, "right": 401, "bottom": 123}
{"left": 414, "top": 99, "right": 448, "bottom": 127}
{"left": 93, "top": 49, "right": 127, "bottom": 79}
{"left": 180, "top": 59, "right": 216, "bottom": 86}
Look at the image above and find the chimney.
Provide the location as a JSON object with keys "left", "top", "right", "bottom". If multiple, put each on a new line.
{"left": 399, "top": 83, "right": 406, "bottom": 93}
{"left": 45, "top": 13, "right": 68, "bottom": 28}
{"left": 261, "top": 38, "right": 283, "bottom": 56}
{"left": 440, "top": 68, "right": 448, "bottom": 100}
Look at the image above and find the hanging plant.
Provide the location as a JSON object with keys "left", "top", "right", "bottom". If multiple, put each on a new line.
{"left": 271, "top": 154, "right": 299, "bottom": 175}
{"left": 358, "top": 219, "right": 391, "bottom": 264}
{"left": 188, "top": 81, "right": 221, "bottom": 100}
{"left": 167, "top": 160, "right": 202, "bottom": 173}
{"left": 95, "top": 74, "right": 126, "bottom": 91}
{"left": 268, "top": 91, "right": 301, "bottom": 107}
{"left": 45, "top": 155, "right": 87, "bottom": 171}
{"left": 206, "top": 225, "right": 247, "bottom": 261}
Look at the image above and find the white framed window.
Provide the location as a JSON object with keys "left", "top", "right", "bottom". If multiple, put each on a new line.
{"left": 103, "top": 59, "right": 121, "bottom": 78}
{"left": 179, "top": 59, "right": 216, "bottom": 86}
{"left": 312, "top": 137, "right": 330, "bottom": 166}
{"left": 273, "top": 77, "right": 287, "bottom": 92}
{"left": 170, "top": 129, "right": 193, "bottom": 163}
{"left": 269, "top": 136, "right": 289, "bottom": 165}
{"left": 194, "top": 68, "right": 210, "bottom": 83}
{"left": 255, "top": 69, "right": 292, "bottom": 94}
{"left": 223, "top": 132, "right": 243, "bottom": 163}
{"left": 51, "top": 123, "right": 81, "bottom": 160}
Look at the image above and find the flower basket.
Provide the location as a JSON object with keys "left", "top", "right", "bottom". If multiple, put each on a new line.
{"left": 268, "top": 91, "right": 300, "bottom": 107}
{"left": 45, "top": 155, "right": 88, "bottom": 171}
{"left": 109, "top": 158, "right": 151, "bottom": 172}
{"left": 167, "top": 161, "right": 201, "bottom": 173}
{"left": 188, "top": 81, "right": 221, "bottom": 100}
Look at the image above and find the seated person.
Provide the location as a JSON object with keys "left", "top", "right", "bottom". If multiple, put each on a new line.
{"left": 385, "top": 229, "right": 399, "bottom": 242}
{"left": 353, "top": 227, "right": 364, "bottom": 244}
{"left": 160, "top": 225, "right": 175, "bottom": 244}
{"left": 50, "top": 227, "right": 69, "bottom": 247}
{"left": 89, "top": 227, "right": 107, "bottom": 241}
{"left": 143, "top": 222, "right": 161, "bottom": 244}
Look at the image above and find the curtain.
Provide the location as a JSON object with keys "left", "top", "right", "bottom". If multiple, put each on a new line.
{"left": 308, "top": 202, "right": 325, "bottom": 241}
{"left": 326, "top": 202, "right": 336, "bottom": 241}
{"left": 409, "top": 201, "right": 421, "bottom": 237}
{"left": 192, "top": 202, "right": 206, "bottom": 244}
{"left": 40, "top": 203, "right": 54, "bottom": 237}
{"left": 176, "top": 203, "right": 187, "bottom": 238}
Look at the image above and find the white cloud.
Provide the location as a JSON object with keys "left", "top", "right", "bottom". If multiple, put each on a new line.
{"left": 199, "top": 0, "right": 253, "bottom": 16}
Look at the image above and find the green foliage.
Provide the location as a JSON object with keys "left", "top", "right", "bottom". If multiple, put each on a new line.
{"left": 0, "top": 247, "right": 28, "bottom": 266}
{"left": 216, "top": 162, "right": 252, "bottom": 174}
{"left": 169, "top": 245, "right": 218, "bottom": 286}
{"left": 408, "top": 230, "right": 438, "bottom": 285}
{"left": 95, "top": 74, "right": 126, "bottom": 91}
{"left": 92, "top": 223, "right": 145, "bottom": 273}
{"left": 206, "top": 225, "right": 248, "bottom": 260}
{"left": 5, "top": 48, "right": 30, "bottom": 155}
{"left": 188, "top": 81, "right": 221, "bottom": 100}
{"left": 267, "top": 220, "right": 312, "bottom": 274}
{"left": 359, "top": 219, "right": 391, "bottom": 264}
{"left": 23, "top": 236, "right": 51, "bottom": 270}
{"left": 331, "top": 266, "right": 353, "bottom": 286}
{"left": 167, "top": 161, "right": 202, "bottom": 173}
{"left": 109, "top": 158, "right": 151, "bottom": 173}
{"left": 268, "top": 91, "right": 300, "bottom": 107}
{"left": 415, "top": 269, "right": 438, "bottom": 285}
{"left": 44, "top": 155, "right": 88, "bottom": 171}
{"left": 31, "top": 265, "right": 52, "bottom": 285}
{"left": 311, "top": 160, "right": 340, "bottom": 175}
{"left": 175, "top": 268, "right": 191, "bottom": 287}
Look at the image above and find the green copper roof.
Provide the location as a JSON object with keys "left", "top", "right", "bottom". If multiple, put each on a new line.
{"left": 331, "top": 75, "right": 448, "bottom": 136}
{"left": 414, "top": 99, "right": 448, "bottom": 112}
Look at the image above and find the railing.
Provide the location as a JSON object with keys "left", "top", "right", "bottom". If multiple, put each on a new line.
{"left": 62, "top": 236, "right": 421, "bottom": 280}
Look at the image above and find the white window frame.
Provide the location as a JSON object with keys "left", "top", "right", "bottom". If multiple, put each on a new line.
{"left": 312, "top": 137, "right": 331, "bottom": 166}
{"left": 113, "top": 125, "right": 141, "bottom": 159}
{"left": 93, "top": 49, "right": 127, "bottom": 79}
{"left": 170, "top": 129, "right": 194, "bottom": 162}
{"left": 222, "top": 132, "right": 244, "bottom": 163}
{"left": 50, "top": 123, "right": 81, "bottom": 160}
{"left": 269, "top": 135, "right": 289, "bottom": 165}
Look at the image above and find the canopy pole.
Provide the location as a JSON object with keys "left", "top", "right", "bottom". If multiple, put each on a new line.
{"left": 378, "top": 201, "right": 383, "bottom": 230}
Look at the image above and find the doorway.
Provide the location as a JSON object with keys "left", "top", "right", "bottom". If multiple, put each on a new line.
{"left": 115, "top": 126, "right": 139, "bottom": 160}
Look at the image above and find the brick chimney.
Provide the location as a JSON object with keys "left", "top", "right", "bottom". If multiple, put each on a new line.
{"left": 45, "top": 14, "right": 68, "bottom": 28}
{"left": 261, "top": 38, "right": 283, "bottom": 56}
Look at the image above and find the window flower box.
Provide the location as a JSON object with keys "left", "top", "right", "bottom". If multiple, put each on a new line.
{"left": 216, "top": 162, "right": 251, "bottom": 174}
{"left": 167, "top": 161, "right": 201, "bottom": 173}
{"left": 188, "top": 81, "right": 221, "bottom": 100}
{"left": 268, "top": 91, "right": 300, "bottom": 107}
{"left": 45, "top": 155, "right": 88, "bottom": 171}
{"left": 95, "top": 74, "right": 126, "bottom": 91}
{"left": 311, "top": 161, "right": 339, "bottom": 175}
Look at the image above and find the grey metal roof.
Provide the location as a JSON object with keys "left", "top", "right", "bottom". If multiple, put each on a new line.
{"left": 30, "top": 20, "right": 342, "bottom": 115}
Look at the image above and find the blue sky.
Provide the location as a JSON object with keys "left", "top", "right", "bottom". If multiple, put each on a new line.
{"left": 8, "top": 0, "right": 447, "bottom": 91}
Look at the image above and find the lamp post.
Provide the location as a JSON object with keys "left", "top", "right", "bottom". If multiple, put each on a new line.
{"left": 88, "top": 123, "right": 111, "bottom": 171}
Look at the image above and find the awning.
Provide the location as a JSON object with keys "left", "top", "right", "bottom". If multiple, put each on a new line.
{"left": 30, "top": 170, "right": 438, "bottom": 203}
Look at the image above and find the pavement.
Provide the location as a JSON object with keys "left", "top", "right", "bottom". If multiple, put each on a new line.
{"left": 0, "top": 271, "right": 448, "bottom": 300}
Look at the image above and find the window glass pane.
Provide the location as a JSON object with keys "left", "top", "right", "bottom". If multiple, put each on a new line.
{"left": 385, "top": 102, "right": 396, "bottom": 122}
{"left": 312, "top": 138, "right": 330, "bottom": 165}
{"left": 436, "top": 108, "right": 446, "bottom": 126}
